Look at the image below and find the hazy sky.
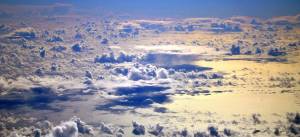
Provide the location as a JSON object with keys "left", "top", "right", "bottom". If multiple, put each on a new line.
{"left": 1, "top": 0, "right": 300, "bottom": 18}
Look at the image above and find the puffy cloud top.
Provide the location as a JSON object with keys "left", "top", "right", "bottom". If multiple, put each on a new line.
{"left": 51, "top": 121, "right": 78, "bottom": 137}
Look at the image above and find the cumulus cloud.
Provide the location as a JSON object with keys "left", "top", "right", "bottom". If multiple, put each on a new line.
{"left": 252, "top": 114, "right": 262, "bottom": 124}
{"left": 177, "top": 128, "right": 188, "bottom": 137}
{"left": 289, "top": 124, "right": 300, "bottom": 135}
{"left": 72, "top": 117, "right": 93, "bottom": 135}
{"left": 132, "top": 121, "right": 145, "bottom": 135}
{"left": 33, "top": 129, "right": 42, "bottom": 137}
{"left": 116, "top": 52, "right": 135, "bottom": 63}
{"left": 35, "top": 68, "right": 45, "bottom": 76}
{"left": 148, "top": 124, "right": 164, "bottom": 136}
{"left": 126, "top": 64, "right": 170, "bottom": 81}
{"left": 99, "top": 122, "right": 114, "bottom": 134}
{"left": 223, "top": 128, "right": 233, "bottom": 136}
{"left": 287, "top": 113, "right": 300, "bottom": 124}
{"left": 156, "top": 68, "right": 168, "bottom": 79}
{"left": 50, "top": 121, "right": 78, "bottom": 137}
{"left": 46, "top": 117, "right": 93, "bottom": 137}
{"left": 85, "top": 71, "right": 93, "bottom": 79}
{"left": 128, "top": 67, "right": 148, "bottom": 81}
{"left": 111, "top": 67, "right": 129, "bottom": 76}
{"left": 94, "top": 52, "right": 136, "bottom": 63}
{"left": 36, "top": 120, "right": 53, "bottom": 129}
{"left": 94, "top": 53, "right": 115, "bottom": 63}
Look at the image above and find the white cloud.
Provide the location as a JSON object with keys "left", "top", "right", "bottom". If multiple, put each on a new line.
{"left": 72, "top": 117, "right": 93, "bottom": 135}
{"left": 99, "top": 122, "right": 114, "bottom": 134}
{"left": 127, "top": 64, "right": 170, "bottom": 81}
{"left": 50, "top": 121, "right": 78, "bottom": 137}
{"left": 45, "top": 117, "right": 94, "bottom": 137}
{"left": 128, "top": 68, "right": 148, "bottom": 81}
{"left": 156, "top": 68, "right": 168, "bottom": 79}
{"left": 148, "top": 124, "right": 164, "bottom": 136}
{"left": 95, "top": 52, "right": 136, "bottom": 63}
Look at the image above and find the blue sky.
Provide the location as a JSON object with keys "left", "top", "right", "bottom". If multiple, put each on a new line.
{"left": 1, "top": 0, "right": 300, "bottom": 18}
